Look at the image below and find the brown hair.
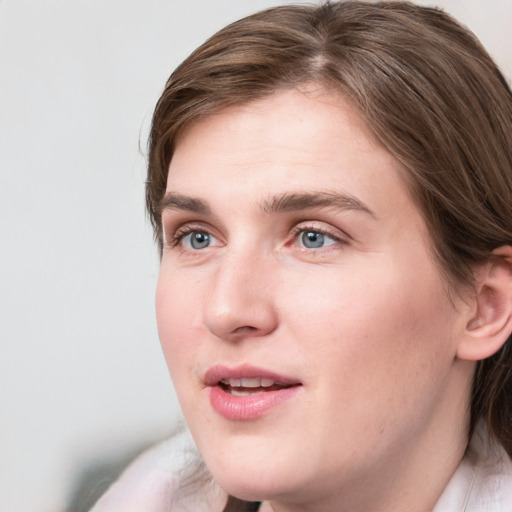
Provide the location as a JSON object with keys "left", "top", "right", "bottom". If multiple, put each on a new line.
{"left": 146, "top": 1, "right": 512, "bottom": 454}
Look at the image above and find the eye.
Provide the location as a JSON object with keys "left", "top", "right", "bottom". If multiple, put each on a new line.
{"left": 182, "top": 230, "right": 214, "bottom": 250}
{"left": 165, "top": 222, "right": 225, "bottom": 255}
{"left": 297, "top": 229, "right": 338, "bottom": 249}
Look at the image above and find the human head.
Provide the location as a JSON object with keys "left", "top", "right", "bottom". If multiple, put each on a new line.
{"left": 147, "top": 0, "right": 512, "bottom": 454}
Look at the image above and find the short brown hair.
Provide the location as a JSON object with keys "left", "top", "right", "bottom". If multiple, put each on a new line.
{"left": 146, "top": 1, "right": 512, "bottom": 453}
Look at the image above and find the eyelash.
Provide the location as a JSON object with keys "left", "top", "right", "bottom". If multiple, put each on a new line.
{"left": 290, "top": 224, "right": 346, "bottom": 246}
{"left": 166, "top": 224, "right": 208, "bottom": 249}
{"left": 165, "top": 223, "right": 348, "bottom": 252}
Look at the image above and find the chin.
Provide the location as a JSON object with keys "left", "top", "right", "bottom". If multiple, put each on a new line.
{"left": 201, "top": 442, "right": 311, "bottom": 503}
{"left": 213, "top": 469, "right": 292, "bottom": 504}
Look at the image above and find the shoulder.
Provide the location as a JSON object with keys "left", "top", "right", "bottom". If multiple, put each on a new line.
{"left": 89, "top": 426, "right": 227, "bottom": 512}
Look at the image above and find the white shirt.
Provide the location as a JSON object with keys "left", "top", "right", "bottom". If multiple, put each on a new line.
{"left": 433, "top": 424, "right": 512, "bottom": 511}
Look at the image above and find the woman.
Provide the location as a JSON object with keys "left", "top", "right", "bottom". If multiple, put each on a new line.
{"left": 92, "top": 2, "right": 512, "bottom": 510}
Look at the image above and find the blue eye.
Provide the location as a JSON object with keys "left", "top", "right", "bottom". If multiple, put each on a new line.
{"left": 184, "top": 231, "right": 211, "bottom": 249}
{"left": 299, "top": 230, "right": 336, "bottom": 249}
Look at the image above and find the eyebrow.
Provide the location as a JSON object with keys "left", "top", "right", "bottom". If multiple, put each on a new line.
{"left": 158, "top": 192, "right": 211, "bottom": 216}
{"left": 159, "top": 190, "right": 374, "bottom": 217}
{"left": 260, "top": 191, "right": 375, "bottom": 216}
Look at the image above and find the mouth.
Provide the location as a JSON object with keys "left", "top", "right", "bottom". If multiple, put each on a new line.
{"left": 204, "top": 364, "right": 302, "bottom": 391}
{"left": 204, "top": 365, "right": 302, "bottom": 420}
{"left": 218, "top": 377, "right": 296, "bottom": 396}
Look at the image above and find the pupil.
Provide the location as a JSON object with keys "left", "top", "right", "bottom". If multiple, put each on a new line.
{"left": 303, "top": 231, "right": 324, "bottom": 248}
{"left": 191, "top": 232, "right": 210, "bottom": 249}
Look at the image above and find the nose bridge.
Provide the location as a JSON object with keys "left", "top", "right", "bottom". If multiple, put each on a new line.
{"left": 203, "top": 244, "right": 277, "bottom": 341}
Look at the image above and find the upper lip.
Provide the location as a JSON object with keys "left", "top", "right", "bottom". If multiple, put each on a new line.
{"left": 204, "top": 364, "right": 302, "bottom": 387}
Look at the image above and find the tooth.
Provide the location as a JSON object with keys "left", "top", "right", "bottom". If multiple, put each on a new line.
{"left": 230, "top": 389, "right": 253, "bottom": 397}
{"left": 241, "top": 378, "right": 261, "bottom": 388}
{"left": 229, "top": 378, "right": 241, "bottom": 387}
{"left": 260, "top": 378, "right": 274, "bottom": 387}
{"left": 220, "top": 379, "right": 229, "bottom": 385}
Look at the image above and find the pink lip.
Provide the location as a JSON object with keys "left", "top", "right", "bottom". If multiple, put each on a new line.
{"left": 204, "top": 364, "right": 302, "bottom": 421}
{"left": 204, "top": 364, "right": 300, "bottom": 386}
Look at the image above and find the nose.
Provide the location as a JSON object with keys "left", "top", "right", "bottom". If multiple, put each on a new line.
{"left": 203, "top": 251, "right": 278, "bottom": 342}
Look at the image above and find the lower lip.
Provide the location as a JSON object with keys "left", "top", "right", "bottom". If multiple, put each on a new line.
{"left": 209, "top": 385, "right": 301, "bottom": 421}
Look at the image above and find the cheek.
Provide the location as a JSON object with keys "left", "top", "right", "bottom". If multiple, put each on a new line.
{"left": 284, "top": 254, "right": 457, "bottom": 403}
{"left": 155, "top": 270, "right": 202, "bottom": 386}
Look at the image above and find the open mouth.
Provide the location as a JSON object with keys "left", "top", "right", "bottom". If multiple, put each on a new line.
{"left": 206, "top": 366, "right": 302, "bottom": 420}
{"left": 218, "top": 377, "right": 295, "bottom": 396}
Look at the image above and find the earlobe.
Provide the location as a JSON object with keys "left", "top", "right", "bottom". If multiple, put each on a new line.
{"left": 456, "top": 246, "right": 512, "bottom": 361}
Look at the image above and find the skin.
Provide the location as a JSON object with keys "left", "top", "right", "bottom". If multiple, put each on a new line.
{"left": 156, "top": 88, "right": 477, "bottom": 512}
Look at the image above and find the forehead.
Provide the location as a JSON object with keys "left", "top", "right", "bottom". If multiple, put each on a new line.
{"left": 166, "top": 89, "right": 412, "bottom": 216}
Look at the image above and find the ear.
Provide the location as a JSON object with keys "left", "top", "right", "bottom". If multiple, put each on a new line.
{"left": 456, "top": 246, "right": 512, "bottom": 361}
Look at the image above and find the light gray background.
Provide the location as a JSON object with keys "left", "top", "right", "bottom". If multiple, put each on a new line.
{"left": 1, "top": 1, "right": 511, "bottom": 511}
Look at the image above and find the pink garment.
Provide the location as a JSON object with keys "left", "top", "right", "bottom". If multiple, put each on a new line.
{"left": 90, "top": 428, "right": 226, "bottom": 512}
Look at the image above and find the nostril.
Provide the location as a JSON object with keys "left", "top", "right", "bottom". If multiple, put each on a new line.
{"left": 225, "top": 325, "right": 261, "bottom": 342}
{"left": 232, "top": 326, "right": 258, "bottom": 334}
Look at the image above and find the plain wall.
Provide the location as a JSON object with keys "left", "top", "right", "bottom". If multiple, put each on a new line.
{"left": 1, "top": 1, "right": 511, "bottom": 511}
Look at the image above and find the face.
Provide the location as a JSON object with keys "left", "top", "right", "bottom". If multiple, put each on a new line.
{"left": 156, "top": 89, "right": 470, "bottom": 509}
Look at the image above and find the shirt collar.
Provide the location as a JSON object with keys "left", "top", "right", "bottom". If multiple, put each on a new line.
{"left": 433, "top": 423, "right": 512, "bottom": 511}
